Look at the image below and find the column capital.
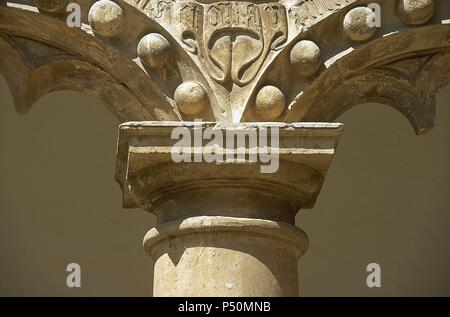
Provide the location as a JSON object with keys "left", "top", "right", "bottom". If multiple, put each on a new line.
{"left": 115, "top": 121, "right": 343, "bottom": 216}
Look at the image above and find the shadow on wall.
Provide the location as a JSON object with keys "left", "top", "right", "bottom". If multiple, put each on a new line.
{"left": 0, "top": 75, "right": 155, "bottom": 296}
{"left": 0, "top": 75, "right": 450, "bottom": 296}
{"left": 297, "top": 83, "right": 450, "bottom": 297}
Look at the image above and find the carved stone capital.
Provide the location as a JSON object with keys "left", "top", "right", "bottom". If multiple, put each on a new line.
{"left": 115, "top": 121, "right": 342, "bottom": 295}
{"left": 115, "top": 121, "right": 342, "bottom": 213}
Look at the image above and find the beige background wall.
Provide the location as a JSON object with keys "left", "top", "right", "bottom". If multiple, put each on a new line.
{"left": 0, "top": 75, "right": 449, "bottom": 296}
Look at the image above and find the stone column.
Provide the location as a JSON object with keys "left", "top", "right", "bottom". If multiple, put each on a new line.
{"left": 115, "top": 121, "right": 342, "bottom": 296}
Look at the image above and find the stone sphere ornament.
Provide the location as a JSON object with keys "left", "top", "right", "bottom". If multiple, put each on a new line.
{"left": 396, "top": 0, "right": 435, "bottom": 25}
{"left": 255, "top": 85, "right": 286, "bottom": 120}
{"left": 138, "top": 33, "right": 171, "bottom": 70}
{"left": 174, "top": 82, "right": 209, "bottom": 116}
{"left": 343, "top": 7, "right": 377, "bottom": 42}
{"left": 290, "top": 40, "right": 322, "bottom": 77}
{"left": 88, "top": 0, "right": 125, "bottom": 38}
{"left": 34, "top": 0, "right": 68, "bottom": 13}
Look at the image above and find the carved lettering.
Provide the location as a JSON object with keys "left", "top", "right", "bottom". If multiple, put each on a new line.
{"left": 179, "top": 3, "right": 200, "bottom": 29}
{"left": 289, "top": 0, "right": 352, "bottom": 27}
{"left": 205, "top": 3, "right": 260, "bottom": 30}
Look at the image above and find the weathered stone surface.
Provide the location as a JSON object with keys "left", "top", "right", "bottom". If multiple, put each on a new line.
{"left": 0, "top": 6, "right": 174, "bottom": 120}
{"left": 290, "top": 40, "right": 322, "bottom": 77}
{"left": 137, "top": 33, "right": 171, "bottom": 70}
{"left": 254, "top": 85, "right": 286, "bottom": 120}
{"left": 146, "top": 216, "right": 307, "bottom": 296}
{"left": 116, "top": 121, "right": 342, "bottom": 296}
{"left": 174, "top": 81, "right": 209, "bottom": 116}
{"left": 34, "top": 0, "right": 68, "bottom": 13}
{"left": 343, "top": 6, "right": 377, "bottom": 42}
{"left": 397, "top": 0, "right": 435, "bottom": 25}
{"left": 1, "top": 1, "right": 449, "bottom": 128}
{"left": 88, "top": 0, "right": 125, "bottom": 37}
{"left": 1, "top": 0, "right": 450, "bottom": 297}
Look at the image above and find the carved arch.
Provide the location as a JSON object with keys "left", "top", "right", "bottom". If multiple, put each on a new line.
{"left": 284, "top": 25, "right": 450, "bottom": 134}
{"left": 0, "top": 34, "right": 155, "bottom": 120}
{"left": 0, "top": 3, "right": 224, "bottom": 122}
{"left": 0, "top": 6, "right": 179, "bottom": 121}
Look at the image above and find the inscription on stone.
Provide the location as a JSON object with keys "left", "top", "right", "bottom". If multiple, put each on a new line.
{"left": 289, "top": 0, "right": 352, "bottom": 27}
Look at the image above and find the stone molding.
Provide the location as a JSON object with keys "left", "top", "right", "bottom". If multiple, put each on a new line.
{"left": 144, "top": 215, "right": 309, "bottom": 260}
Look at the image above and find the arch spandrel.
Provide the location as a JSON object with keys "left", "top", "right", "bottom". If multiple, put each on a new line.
{"left": 284, "top": 25, "right": 450, "bottom": 134}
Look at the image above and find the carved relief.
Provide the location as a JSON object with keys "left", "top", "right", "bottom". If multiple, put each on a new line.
{"left": 125, "top": 0, "right": 356, "bottom": 88}
{"left": 140, "top": 1, "right": 288, "bottom": 87}
{"left": 1, "top": 0, "right": 450, "bottom": 129}
{"left": 0, "top": 7, "right": 177, "bottom": 121}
